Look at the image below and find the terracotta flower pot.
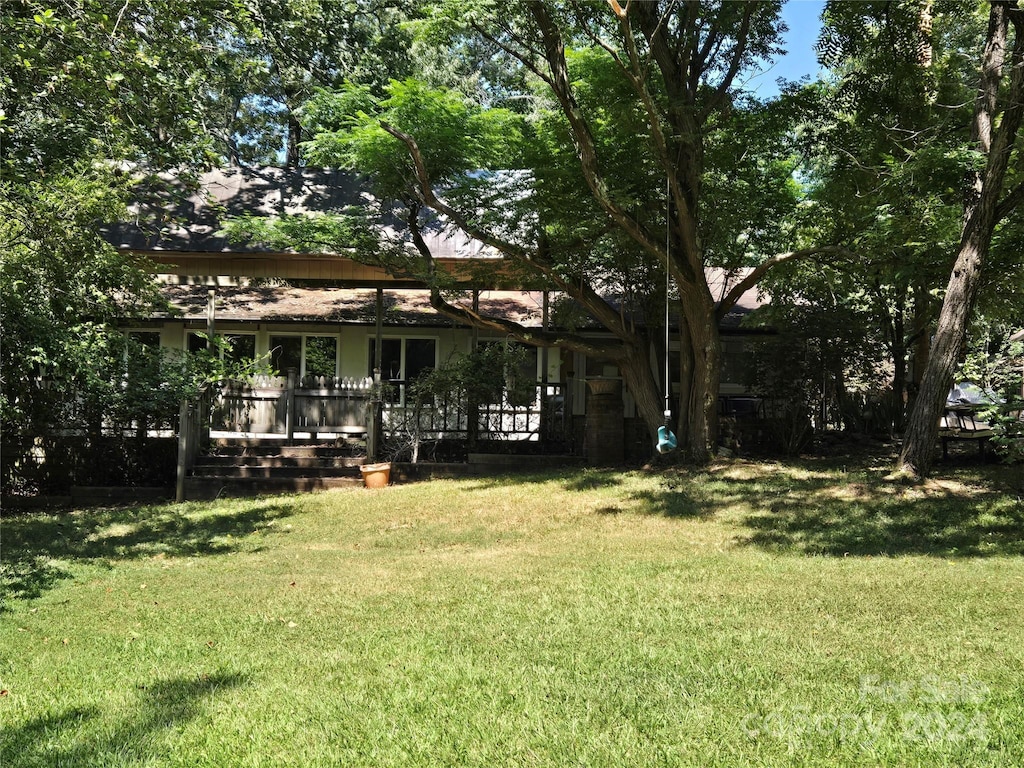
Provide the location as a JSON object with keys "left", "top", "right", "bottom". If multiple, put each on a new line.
{"left": 359, "top": 462, "right": 391, "bottom": 488}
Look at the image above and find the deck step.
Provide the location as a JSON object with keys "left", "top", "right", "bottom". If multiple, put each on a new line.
{"left": 183, "top": 475, "right": 363, "bottom": 499}
{"left": 196, "top": 455, "right": 365, "bottom": 469}
{"left": 186, "top": 441, "right": 371, "bottom": 499}
{"left": 191, "top": 464, "right": 363, "bottom": 479}
{"left": 207, "top": 444, "right": 364, "bottom": 459}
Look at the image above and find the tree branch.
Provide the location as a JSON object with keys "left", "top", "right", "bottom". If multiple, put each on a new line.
{"left": 405, "top": 203, "right": 628, "bottom": 359}
{"left": 699, "top": 3, "right": 756, "bottom": 122}
{"left": 715, "top": 245, "right": 856, "bottom": 321}
{"left": 996, "top": 179, "right": 1024, "bottom": 220}
{"left": 379, "top": 120, "right": 634, "bottom": 339}
{"left": 528, "top": 2, "right": 666, "bottom": 265}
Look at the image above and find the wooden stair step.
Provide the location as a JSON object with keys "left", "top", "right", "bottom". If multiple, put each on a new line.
{"left": 183, "top": 475, "right": 363, "bottom": 499}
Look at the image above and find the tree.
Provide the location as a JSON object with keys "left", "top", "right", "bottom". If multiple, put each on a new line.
{"left": 213, "top": 0, "right": 420, "bottom": 167}
{"left": 271, "top": 0, "right": 853, "bottom": 463}
{"left": 763, "top": 1, "right": 979, "bottom": 434}
{"left": 0, "top": 171, "right": 163, "bottom": 435}
{"left": 898, "top": 0, "right": 1024, "bottom": 478}
{"left": 0, "top": 0, "right": 251, "bottom": 440}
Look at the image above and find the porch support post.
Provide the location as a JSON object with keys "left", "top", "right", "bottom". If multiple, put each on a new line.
{"left": 206, "top": 289, "right": 216, "bottom": 350}
{"left": 285, "top": 367, "right": 297, "bottom": 445}
{"left": 374, "top": 287, "right": 384, "bottom": 376}
{"left": 175, "top": 398, "right": 189, "bottom": 503}
{"left": 467, "top": 289, "right": 480, "bottom": 448}
{"left": 368, "top": 287, "right": 384, "bottom": 462}
{"left": 541, "top": 291, "right": 550, "bottom": 443}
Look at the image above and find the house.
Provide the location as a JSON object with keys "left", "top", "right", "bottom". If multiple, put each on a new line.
{"left": 106, "top": 166, "right": 766, "bottom": 467}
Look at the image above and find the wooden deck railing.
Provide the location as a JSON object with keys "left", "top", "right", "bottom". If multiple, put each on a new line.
{"left": 212, "top": 371, "right": 374, "bottom": 440}
{"left": 382, "top": 383, "right": 568, "bottom": 443}
{"left": 176, "top": 387, "right": 211, "bottom": 502}
{"left": 209, "top": 375, "right": 568, "bottom": 445}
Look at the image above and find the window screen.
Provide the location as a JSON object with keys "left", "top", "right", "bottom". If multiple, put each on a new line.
{"left": 405, "top": 338, "right": 436, "bottom": 383}
{"left": 129, "top": 331, "right": 161, "bottom": 348}
{"left": 187, "top": 332, "right": 207, "bottom": 354}
{"left": 225, "top": 334, "right": 256, "bottom": 365}
{"left": 369, "top": 338, "right": 403, "bottom": 380}
{"left": 270, "top": 336, "right": 302, "bottom": 375}
{"left": 305, "top": 336, "right": 337, "bottom": 378}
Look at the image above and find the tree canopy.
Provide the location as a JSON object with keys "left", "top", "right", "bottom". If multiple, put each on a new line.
{"left": 2, "top": 0, "right": 1021, "bottom": 472}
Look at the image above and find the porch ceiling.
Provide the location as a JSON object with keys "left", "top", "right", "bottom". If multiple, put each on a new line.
{"left": 136, "top": 250, "right": 508, "bottom": 288}
{"left": 159, "top": 284, "right": 549, "bottom": 328}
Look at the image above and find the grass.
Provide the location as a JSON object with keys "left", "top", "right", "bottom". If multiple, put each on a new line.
{"left": 2, "top": 456, "right": 1023, "bottom": 766}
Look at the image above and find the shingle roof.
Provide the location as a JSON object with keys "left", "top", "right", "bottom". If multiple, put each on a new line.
{"left": 115, "top": 166, "right": 766, "bottom": 331}
{"left": 158, "top": 279, "right": 762, "bottom": 331}
{"left": 103, "top": 166, "right": 496, "bottom": 259}
{"left": 160, "top": 284, "right": 548, "bottom": 328}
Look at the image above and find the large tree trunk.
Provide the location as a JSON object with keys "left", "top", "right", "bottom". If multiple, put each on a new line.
{"left": 676, "top": 310, "right": 695, "bottom": 445}
{"left": 911, "top": 283, "right": 932, "bottom": 390}
{"left": 677, "top": 291, "right": 721, "bottom": 463}
{"left": 619, "top": 339, "right": 668, "bottom": 448}
{"left": 898, "top": 2, "right": 1023, "bottom": 478}
{"left": 897, "top": 230, "right": 989, "bottom": 476}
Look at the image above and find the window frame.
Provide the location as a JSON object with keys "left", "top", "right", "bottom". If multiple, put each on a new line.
{"left": 267, "top": 332, "right": 340, "bottom": 379}
{"left": 185, "top": 329, "right": 259, "bottom": 365}
{"left": 367, "top": 335, "right": 439, "bottom": 404}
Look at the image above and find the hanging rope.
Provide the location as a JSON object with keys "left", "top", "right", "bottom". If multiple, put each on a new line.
{"left": 664, "top": 177, "right": 671, "bottom": 419}
{"left": 658, "top": 176, "right": 678, "bottom": 455}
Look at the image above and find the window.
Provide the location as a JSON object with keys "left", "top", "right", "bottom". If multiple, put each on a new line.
{"left": 187, "top": 331, "right": 257, "bottom": 364}
{"left": 128, "top": 331, "right": 161, "bottom": 349}
{"left": 405, "top": 338, "right": 437, "bottom": 382}
{"left": 304, "top": 336, "right": 338, "bottom": 378}
{"left": 269, "top": 335, "right": 302, "bottom": 374}
{"left": 187, "top": 331, "right": 207, "bottom": 355}
{"left": 269, "top": 334, "right": 338, "bottom": 378}
{"left": 720, "top": 339, "right": 750, "bottom": 387}
{"left": 124, "top": 331, "right": 163, "bottom": 377}
{"left": 225, "top": 334, "right": 256, "bottom": 365}
{"left": 368, "top": 337, "right": 437, "bottom": 383}
{"left": 479, "top": 341, "right": 539, "bottom": 407}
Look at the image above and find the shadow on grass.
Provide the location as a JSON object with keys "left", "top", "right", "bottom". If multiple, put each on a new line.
{"left": 563, "top": 470, "right": 624, "bottom": 492}
{"left": 629, "top": 489, "right": 713, "bottom": 519}
{"left": 714, "top": 461, "right": 1024, "bottom": 557}
{"left": 569, "top": 458, "right": 1024, "bottom": 557}
{"left": 1, "top": 500, "right": 296, "bottom": 611}
{"left": 454, "top": 468, "right": 622, "bottom": 493}
{"left": 0, "top": 671, "right": 247, "bottom": 767}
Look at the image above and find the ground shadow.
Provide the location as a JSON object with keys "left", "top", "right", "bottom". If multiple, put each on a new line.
{"left": 578, "top": 457, "right": 1024, "bottom": 557}
{"left": 1, "top": 500, "right": 296, "bottom": 610}
{"left": 715, "top": 461, "right": 1024, "bottom": 557}
{"left": 563, "top": 470, "right": 625, "bottom": 492}
{"left": 454, "top": 468, "right": 616, "bottom": 492}
{"left": 737, "top": 489, "right": 1024, "bottom": 557}
{"left": 627, "top": 487, "right": 713, "bottom": 519}
{"left": 0, "top": 671, "right": 247, "bottom": 767}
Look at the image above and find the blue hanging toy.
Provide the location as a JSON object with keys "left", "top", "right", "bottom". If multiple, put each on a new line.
{"left": 657, "top": 410, "right": 677, "bottom": 454}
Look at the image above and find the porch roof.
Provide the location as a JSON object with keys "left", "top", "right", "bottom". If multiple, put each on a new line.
{"left": 113, "top": 166, "right": 766, "bottom": 329}
{"left": 157, "top": 277, "right": 763, "bottom": 331}
{"left": 160, "top": 284, "right": 549, "bottom": 328}
{"left": 105, "top": 167, "right": 514, "bottom": 287}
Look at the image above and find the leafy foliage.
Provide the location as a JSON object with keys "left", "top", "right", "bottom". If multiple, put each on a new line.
{"left": 385, "top": 342, "right": 534, "bottom": 462}
{"left": 0, "top": 169, "right": 160, "bottom": 433}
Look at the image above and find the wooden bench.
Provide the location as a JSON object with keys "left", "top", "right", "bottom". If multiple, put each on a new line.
{"left": 938, "top": 405, "right": 995, "bottom": 459}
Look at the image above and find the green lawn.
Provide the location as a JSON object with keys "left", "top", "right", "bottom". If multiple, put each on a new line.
{"left": 2, "top": 458, "right": 1023, "bottom": 766}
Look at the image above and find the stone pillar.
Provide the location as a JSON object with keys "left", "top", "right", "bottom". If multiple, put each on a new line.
{"left": 585, "top": 378, "right": 624, "bottom": 465}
